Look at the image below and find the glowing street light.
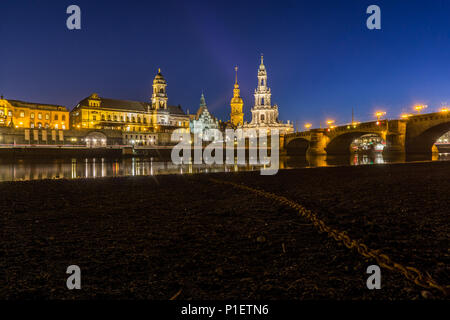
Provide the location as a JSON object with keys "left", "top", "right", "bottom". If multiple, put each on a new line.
{"left": 401, "top": 113, "right": 412, "bottom": 119}
{"left": 374, "top": 111, "right": 386, "bottom": 125}
{"left": 440, "top": 107, "right": 449, "bottom": 113}
{"left": 326, "top": 119, "right": 335, "bottom": 127}
{"left": 414, "top": 105, "right": 427, "bottom": 114}
{"left": 375, "top": 111, "right": 386, "bottom": 121}
{"left": 304, "top": 123, "right": 312, "bottom": 130}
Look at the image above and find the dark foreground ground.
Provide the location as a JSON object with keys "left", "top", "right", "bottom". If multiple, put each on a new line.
{"left": 0, "top": 161, "right": 449, "bottom": 300}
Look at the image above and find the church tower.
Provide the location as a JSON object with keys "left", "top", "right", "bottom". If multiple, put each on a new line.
{"left": 230, "top": 66, "right": 244, "bottom": 127}
{"left": 242, "top": 54, "right": 294, "bottom": 135}
{"left": 250, "top": 55, "right": 278, "bottom": 125}
{"left": 152, "top": 68, "right": 168, "bottom": 110}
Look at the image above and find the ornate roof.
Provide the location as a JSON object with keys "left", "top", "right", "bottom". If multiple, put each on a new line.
{"left": 77, "top": 95, "right": 186, "bottom": 115}
{"left": 153, "top": 68, "right": 166, "bottom": 85}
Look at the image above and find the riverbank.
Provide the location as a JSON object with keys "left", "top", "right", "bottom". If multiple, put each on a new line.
{"left": 0, "top": 161, "right": 449, "bottom": 300}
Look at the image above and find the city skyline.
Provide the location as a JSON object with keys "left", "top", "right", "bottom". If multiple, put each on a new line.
{"left": 3, "top": 0, "right": 450, "bottom": 127}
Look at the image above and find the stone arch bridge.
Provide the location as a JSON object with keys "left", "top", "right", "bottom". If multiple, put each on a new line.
{"left": 284, "top": 111, "right": 450, "bottom": 155}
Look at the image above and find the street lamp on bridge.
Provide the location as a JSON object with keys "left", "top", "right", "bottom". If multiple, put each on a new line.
{"left": 326, "top": 120, "right": 335, "bottom": 131}
{"left": 414, "top": 104, "right": 427, "bottom": 114}
{"left": 304, "top": 123, "right": 312, "bottom": 130}
{"left": 375, "top": 111, "right": 386, "bottom": 125}
{"left": 401, "top": 113, "right": 413, "bottom": 119}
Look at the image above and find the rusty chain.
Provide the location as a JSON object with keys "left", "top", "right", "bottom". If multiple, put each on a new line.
{"left": 210, "top": 178, "right": 449, "bottom": 296}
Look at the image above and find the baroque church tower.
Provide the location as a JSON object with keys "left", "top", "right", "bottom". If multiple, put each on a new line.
{"left": 230, "top": 66, "right": 244, "bottom": 127}
{"left": 242, "top": 55, "right": 293, "bottom": 135}
{"left": 250, "top": 54, "right": 278, "bottom": 125}
{"left": 152, "top": 68, "right": 168, "bottom": 110}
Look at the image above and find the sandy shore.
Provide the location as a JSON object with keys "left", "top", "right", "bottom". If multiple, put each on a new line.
{"left": 0, "top": 161, "right": 449, "bottom": 300}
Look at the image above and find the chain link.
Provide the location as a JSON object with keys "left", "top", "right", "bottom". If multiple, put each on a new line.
{"left": 210, "top": 178, "right": 449, "bottom": 296}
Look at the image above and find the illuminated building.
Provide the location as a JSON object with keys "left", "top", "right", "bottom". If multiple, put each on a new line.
{"left": 70, "top": 69, "right": 190, "bottom": 144}
{"left": 437, "top": 131, "right": 450, "bottom": 144}
{"left": 0, "top": 96, "right": 69, "bottom": 129}
{"left": 230, "top": 66, "right": 244, "bottom": 127}
{"left": 242, "top": 55, "right": 293, "bottom": 135}
{"left": 190, "top": 93, "right": 220, "bottom": 141}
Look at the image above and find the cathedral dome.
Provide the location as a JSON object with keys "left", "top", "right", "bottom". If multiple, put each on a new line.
{"left": 153, "top": 68, "right": 166, "bottom": 85}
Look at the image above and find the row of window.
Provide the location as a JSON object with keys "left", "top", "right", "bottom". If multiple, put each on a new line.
{"left": 90, "top": 114, "right": 186, "bottom": 127}
{"left": 10, "top": 110, "right": 67, "bottom": 121}
{"left": 95, "top": 114, "right": 150, "bottom": 123}
{"left": 124, "top": 134, "right": 157, "bottom": 140}
{"left": 29, "top": 123, "right": 66, "bottom": 129}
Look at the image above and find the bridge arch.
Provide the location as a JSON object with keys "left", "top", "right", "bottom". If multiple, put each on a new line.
{"left": 285, "top": 137, "right": 310, "bottom": 155}
{"left": 326, "top": 131, "right": 385, "bottom": 155}
{"left": 406, "top": 121, "right": 450, "bottom": 154}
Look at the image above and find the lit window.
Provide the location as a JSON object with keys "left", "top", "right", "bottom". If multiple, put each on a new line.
{"left": 20, "top": 111, "right": 25, "bottom": 117}
{"left": 38, "top": 113, "right": 42, "bottom": 120}
{"left": 45, "top": 113, "right": 49, "bottom": 120}
{"left": 55, "top": 124, "right": 59, "bottom": 129}
{"left": 30, "top": 113, "right": 35, "bottom": 119}
{"left": 8, "top": 111, "right": 12, "bottom": 116}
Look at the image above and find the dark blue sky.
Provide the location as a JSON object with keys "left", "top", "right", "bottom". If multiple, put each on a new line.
{"left": 1, "top": 0, "right": 450, "bottom": 127}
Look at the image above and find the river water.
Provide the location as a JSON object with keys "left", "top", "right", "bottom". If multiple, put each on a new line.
{"left": 0, "top": 153, "right": 449, "bottom": 182}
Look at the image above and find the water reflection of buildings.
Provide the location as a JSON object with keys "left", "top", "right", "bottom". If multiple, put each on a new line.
{"left": 0, "top": 158, "right": 270, "bottom": 181}
{"left": 0, "top": 154, "right": 449, "bottom": 182}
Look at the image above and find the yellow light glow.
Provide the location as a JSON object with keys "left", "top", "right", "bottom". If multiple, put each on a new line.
{"left": 414, "top": 105, "right": 427, "bottom": 114}
{"left": 304, "top": 123, "right": 312, "bottom": 129}
{"left": 440, "top": 107, "right": 449, "bottom": 113}
{"left": 326, "top": 120, "right": 335, "bottom": 126}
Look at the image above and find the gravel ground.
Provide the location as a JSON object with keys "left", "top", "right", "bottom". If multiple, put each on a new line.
{"left": 0, "top": 161, "right": 449, "bottom": 300}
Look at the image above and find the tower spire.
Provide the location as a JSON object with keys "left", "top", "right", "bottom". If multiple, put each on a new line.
{"left": 261, "top": 53, "right": 264, "bottom": 65}
{"left": 200, "top": 92, "right": 206, "bottom": 108}
{"left": 230, "top": 66, "right": 244, "bottom": 127}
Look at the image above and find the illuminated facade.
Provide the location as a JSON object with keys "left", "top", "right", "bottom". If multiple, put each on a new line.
{"left": 190, "top": 93, "right": 220, "bottom": 141}
{"left": 243, "top": 55, "right": 293, "bottom": 135}
{"left": 70, "top": 70, "right": 190, "bottom": 139}
{"left": 0, "top": 97, "right": 69, "bottom": 130}
{"left": 230, "top": 66, "right": 244, "bottom": 127}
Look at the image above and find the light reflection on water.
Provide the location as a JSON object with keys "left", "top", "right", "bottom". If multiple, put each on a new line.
{"left": 0, "top": 153, "right": 449, "bottom": 182}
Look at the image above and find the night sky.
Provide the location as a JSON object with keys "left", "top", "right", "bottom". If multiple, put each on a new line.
{"left": 2, "top": 0, "right": 450, "bottom": 128}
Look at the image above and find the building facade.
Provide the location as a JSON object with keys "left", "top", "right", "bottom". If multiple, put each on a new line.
{"left": 190, "top": 93, "right": 220, "bottom": 141}
{"left": 0, "top": 97, "right": 69, "bottom": 130}
{"left": 230, "top": 66, "right": 244, "bottom": 127}
{"left": 70, "top": 70, "right": 190, "bottom": 145}
{"left": 242, "top": 55, "right": 293, "bottom": 135}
